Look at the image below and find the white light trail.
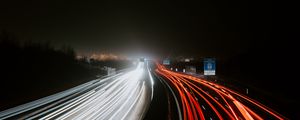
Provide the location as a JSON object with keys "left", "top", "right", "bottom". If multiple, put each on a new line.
{"left": 0, "top": 62, "right": 153, "bottom": 120}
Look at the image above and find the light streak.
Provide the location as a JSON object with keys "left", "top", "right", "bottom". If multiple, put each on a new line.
{"left": 0, "top": 62, "right": 153, "bottom": 120}
{"left": 155, "top": 63, "right": 286, "bottom": 120}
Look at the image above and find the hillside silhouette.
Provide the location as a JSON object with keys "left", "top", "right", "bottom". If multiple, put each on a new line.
{"left": 0, "top": 32, "right": 131, "bottom": 110}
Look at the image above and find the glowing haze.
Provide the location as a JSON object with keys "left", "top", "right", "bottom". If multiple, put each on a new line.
{"left": 77, "top": 53, "right": 128, "bottom": 61}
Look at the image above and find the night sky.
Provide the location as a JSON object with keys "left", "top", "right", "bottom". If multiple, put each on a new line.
{"left": 1, "top": 0, "right": 273, "bottom": 58}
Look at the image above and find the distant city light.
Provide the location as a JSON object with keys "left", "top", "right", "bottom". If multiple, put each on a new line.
{"left": 77, "top": 53, "right": 128, "bottom": 61}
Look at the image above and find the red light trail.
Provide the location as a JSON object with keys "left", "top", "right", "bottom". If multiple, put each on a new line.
{"left": 155, "top": 63, "right": 286, "bottom": 120}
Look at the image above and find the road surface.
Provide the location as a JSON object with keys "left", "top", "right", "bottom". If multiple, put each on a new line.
{"left": 0, "top": 61, "right": 288, "bottom": 120}
{"left": 0, "top": 62, "right": 153, "bottom": 120}
{"left": 155, "top": 63, "right": 287, "bottom": 120}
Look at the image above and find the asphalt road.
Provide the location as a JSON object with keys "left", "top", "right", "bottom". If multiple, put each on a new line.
{"left": 0, "top": 61, "right": 288, "bottom": 120}
{"left": 0, "top": 62, "right": 153, "bottom": 120}
{"left": 155, "top": 63, "right": 287, "bottom": 120}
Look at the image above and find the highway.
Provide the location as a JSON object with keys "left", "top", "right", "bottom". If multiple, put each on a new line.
{"left": 0, "top": 61, "right": 288, "bottom": 120}
{"left": 155, "top": 63, "right": 287, "bottom": 120}
{"left": 0, "top": 62, "right": 154, "bottom": 120}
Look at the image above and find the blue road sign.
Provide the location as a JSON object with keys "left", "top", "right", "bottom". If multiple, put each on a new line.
{"left": 204, "top": 58, "right": 216, "bottom": 75}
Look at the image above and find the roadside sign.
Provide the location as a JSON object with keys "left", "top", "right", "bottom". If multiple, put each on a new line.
{"left": 204, "top": 58, "right": 216, "bottom": 75}
{"left": 163, "top": 59, "right": 170, "bottom": 65}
